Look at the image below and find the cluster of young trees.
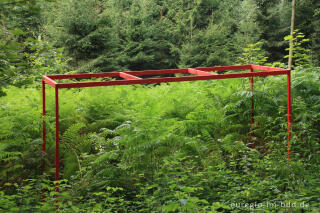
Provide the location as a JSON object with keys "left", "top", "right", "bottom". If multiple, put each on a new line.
{"left": 1, "top": 0, "right": 320, "bottom": 87}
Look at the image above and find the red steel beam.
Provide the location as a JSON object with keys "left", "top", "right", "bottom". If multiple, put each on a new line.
{"left": 42, "top": 75, "right": 57, "bottom": 88}
{"left": 124, "top": 68, "right": 188, "bottom": 76}
{"left": 120, "top": 72, "right": 142, "bottom": 80}
{"left": 53, "top": 70, "right": 289, "bottom": 89}
{"left": 287, "top": 71, "right": 292, "bottom": 159}
{"left": 41, "top": 80, "right": 46, "bottom": 202}
{"left": 44, "top": 65, "right": 288, "bottom": 83}
{"left": 249, "top": 68, "right": 255, "bottom": 149}
{"left": 47, "top": 68, "right": 190, "bottom": 79}
{"left": 195, "top": 65, "right": 251, "bottom": 72}
{"left": 55, "top": 87, "right": 59, "bottom": 189}
{"left": 250, "top": 68, "right": 254, "bottom": 126}
{"left": 47, "top": 72, "right": 120, "bottom": 80}
{"left": 42, "top": 80, "right": 46, "bottom": 164}
{"left": 188, "top": 68, "right": 218, "bottom": 76}
{"left": 251, "top": 65, "right": 288, "bottom": 71}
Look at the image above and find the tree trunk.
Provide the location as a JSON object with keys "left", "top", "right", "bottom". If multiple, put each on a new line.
{"left": 288, "top": 0, "right": 295, "bottom": 70}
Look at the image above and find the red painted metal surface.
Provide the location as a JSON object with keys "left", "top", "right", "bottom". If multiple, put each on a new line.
{"left": 55, "top": 87, "right": 59, "bottom": 189}
{"left": 251, "top": 65, "right": 286, "bottom": 71}
{"left": 41, "top": 80, "right": 46, "bottom": 201}
{"left": 41, "top": 64, "right": 292, "bottom": 181}
{"left": 46, "top": 68, "right": 187, "bottom": 80}
{"left": 119, "top": 72, "right": 143, "bottom": 80}
{"left": 43, "top": 76, "right": 57, "bottom": 88}
{"left": 250, "top": 68, "right": 254, "bottom": 126}
{"left": 195, "top": 65, "right": 251, "bottom": 71}
{"left": 55, "top": 70, "right": 288, "bottom": 89}
{"left": 287, "top": 72, "right": 292, "bottom": 159}
{"left": 42, "top": 80, "right": 46, "bottom": 166}
{"left": 188, "top": 68, "right": 217, "bottom": 76}
{"left": 250, "top": 68, "right": 255, "bottom": 149}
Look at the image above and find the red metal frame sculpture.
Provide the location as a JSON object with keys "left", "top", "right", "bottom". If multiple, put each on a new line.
{"left": 42, "top": 64, "right": 292, "bottom": 184}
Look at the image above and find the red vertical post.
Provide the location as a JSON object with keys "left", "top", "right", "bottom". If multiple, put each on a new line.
{"left": 55, "top": 87, "right": 60, "bottom": 189}
{"left": 250, "top": 68, "right": 255, "bottom": 148}
{"left": 250, "top": 68, "right": 254, "bottom": 125}
{"left": 42, "top": 80, "right": 46, "bottom": 168}
{"left": 42, "top": 80, "right": 46, "bottom": 201}
{"left": 287, "top": 71, "right": 292, "bottom": 159}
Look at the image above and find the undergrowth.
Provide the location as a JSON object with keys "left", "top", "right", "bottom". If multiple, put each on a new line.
{"left": 0, "top": 68, "right": 320, "bottom": 212}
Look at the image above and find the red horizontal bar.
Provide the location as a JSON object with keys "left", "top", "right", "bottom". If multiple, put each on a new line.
{"left": 251, "top": 65, "right": 289, "bottom": 71}
{"left": 47, "top": 72, "right": 120, "bottom": 80}
{"left": 119, "top": 72, "right": 142, "bottom": 80}
{"left": 124, "top": 68, "right": 188, "bottom": 76}
{"left": 47, "top": 69, "right": 189, "bottom": 80}
{"left": 188, "top": 68, "right": 217, "bottom": 76}
{"left": 44, "top": 65, "right": 256, "bottom": 81}
{"left": 196, "top": 65, "right": 251, "bottom": 72}
{"left": 42, "top": 75, "right": 57, "bottom": 88}
{"left": 56, "top": 70, "right": 288, "bottom": 89}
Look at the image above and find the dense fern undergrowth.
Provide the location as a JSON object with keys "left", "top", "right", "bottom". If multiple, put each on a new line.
{"left": 1, "top": 68, "right": 320, "bottom": 212}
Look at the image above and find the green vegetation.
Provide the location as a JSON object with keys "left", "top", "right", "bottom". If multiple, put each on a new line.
{"left": 1, "top": 0, "right": 320, "bottom": 212}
